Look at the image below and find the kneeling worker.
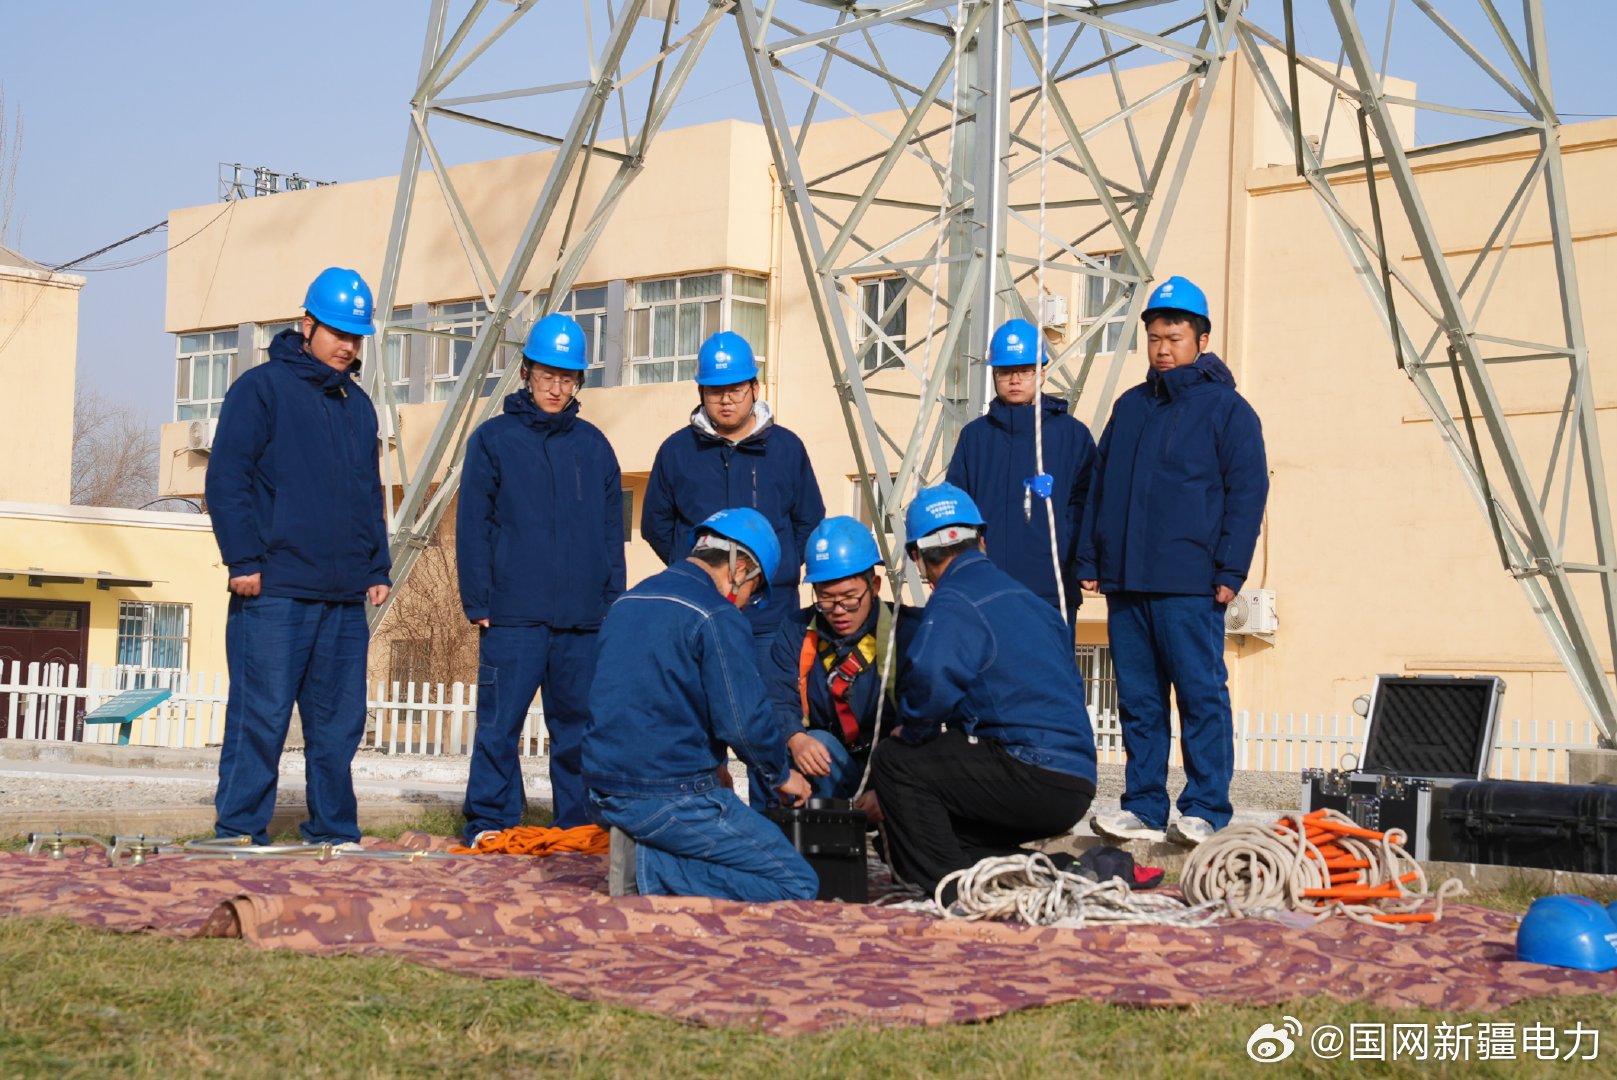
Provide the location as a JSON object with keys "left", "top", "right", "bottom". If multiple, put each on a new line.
{"left": 583, "top": 508, "right": 817, "bottom": 902}
{"left": 863, "top": 484, "right": 1098, "bottom": 903}
{"left": 762, "top": 516, "right": 901, "bottom": 802}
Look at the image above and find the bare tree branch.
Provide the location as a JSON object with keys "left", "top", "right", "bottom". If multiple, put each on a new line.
{"left": 72, "top": 388, "right": 159, "bottom": 509}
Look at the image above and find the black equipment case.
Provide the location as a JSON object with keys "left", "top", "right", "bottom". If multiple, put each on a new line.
{"left": 1442, "top": 780, "right": 1617, "bottom": 873}
{"left": 765, "top": 799, "right": 869, "bottom": 902}
{"left": 1302, "top": 675, "right": 1505, "bottom": 860}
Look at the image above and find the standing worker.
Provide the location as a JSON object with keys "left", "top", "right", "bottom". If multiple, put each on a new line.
{"left": 947, "top": 317, "right": 1096, "bottom": 626}
{"left": 1077, "top": 276, "right": 1268, "bottom": 848}
{"left": 761, "top": 516, "right": 906, "bottom": 802}
{"left": 583, "top": 509, "right": 817, "bottom": 902}
{"left": 456, "top": 313, "right": 625, "bottom": 847}
{"left": 641, "top": 331, "right": 825, "bottom": 665}
{"left": 862, "top": 485, "right": 1098, "bottom": 904}
{"left": 206, "top": 267, "right": 391, "bottom": 847}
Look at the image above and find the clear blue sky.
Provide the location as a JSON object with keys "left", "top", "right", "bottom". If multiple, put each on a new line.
{"left": 2, "top": 2, "right": 1611, "bottom": 429}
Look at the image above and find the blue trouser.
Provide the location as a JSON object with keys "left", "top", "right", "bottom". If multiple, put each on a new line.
{"left": 215, "top": 595, "right": 369, "bottom": 845}
{"left": 463, "top": 624, "right": 597, "bottom": 841}
{"left": 1106, "top": 591, "right": 1233, "bottom": 829}
{"left": 588, "top": 786, "right": 818, "bottom": 902}
{"left": 748, "top": 728, "right": 864, "bottom": 805}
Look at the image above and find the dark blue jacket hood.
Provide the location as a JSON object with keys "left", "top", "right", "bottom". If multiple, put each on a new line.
{"left": 1075, "top": 352, "right": 1268, "bottom": 595}
{"left": 205, "top": 328, "right": 390, "bottom": 601}
{"left": 456, "top": 388, "right": 625, "bottom": 629}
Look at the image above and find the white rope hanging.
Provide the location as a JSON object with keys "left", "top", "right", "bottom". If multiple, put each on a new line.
{"left": 938, "top": 851, "right": 1223, "bottom": 928}
{"left": 1033, "top": 0, "right": 1069, "bottom": 625}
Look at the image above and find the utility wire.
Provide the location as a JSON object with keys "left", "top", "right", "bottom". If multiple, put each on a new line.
{"left": 48, "top": 200, "right": 235, "bottom": 274}
{"left": 49, "top": 219, "right": 168, "bottom": 272}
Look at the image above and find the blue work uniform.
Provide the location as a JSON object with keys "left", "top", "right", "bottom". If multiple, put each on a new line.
{"left": 582, "top": 561, "right": 817, "bottom": 902}
{"left": 1075, "top": 353, "right": 1268, "bottom": 829}
{"left": 206, "top": 328, "right": 391, "bottom": 845}
{"left": 456, "top": 389, "right": 625, "bottom": 838}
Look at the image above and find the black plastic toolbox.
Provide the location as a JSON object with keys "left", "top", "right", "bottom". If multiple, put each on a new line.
{"left": 765, "top": 798, "right": 869, "bottom": 902}
{"left": 1443, "top": 780, "right": 1617, "bottom": 873}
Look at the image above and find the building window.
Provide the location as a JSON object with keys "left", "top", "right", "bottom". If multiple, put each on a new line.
{"left": 256, "top": 320, "right": 299, "bottom": 367}
{"left": 849, "top": 473, "right": 900, "bottom": 535}
{"left": 857, "top": 276, "right": 906, "bottom": 372}
{"left": 430, "top": 300, "right": 516, "bottom": 401}
{"left": 1081, "top": 253, "right": 1134, "bottom": 352}
{"left": 116, "top": 602, "right": 191, "bottom": 672}
{"left": 1076, "top": 644, "right": 1117, "bottom": 716}
{"left": 550, "top": 286, "right": 609, "bottom": 388}
{"left": 627, "top": 271, "right": 767, "bottom": 386}
{"left": 380, "top": 306, "right": 415, "bottom": 402}
{"left": 174, "top": 330, "right": 238, "bottom": 421}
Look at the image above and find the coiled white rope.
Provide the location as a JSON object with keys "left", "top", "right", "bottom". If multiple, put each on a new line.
{"left": 937, "top": 851, "right": 1223, "bottom": 928}
{"left": 1181, "top": 810, "right": 1466, "bottom": 929}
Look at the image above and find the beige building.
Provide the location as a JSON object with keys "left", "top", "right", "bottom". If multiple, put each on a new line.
{"left": 1, "top": 245, "right": 230, "bottom": 709}
{"left": 155, "top": 54, "right": 1617, "bottom": 730}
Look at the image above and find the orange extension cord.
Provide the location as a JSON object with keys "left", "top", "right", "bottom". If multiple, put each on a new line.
{"left": 450, "top": 824, "right": 610, "bottom": 856}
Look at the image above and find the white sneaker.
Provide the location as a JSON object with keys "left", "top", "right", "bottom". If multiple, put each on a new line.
{"left": 1167, "top": 816, "right": 1216, "bottom": 847}
{"left": 1090, "top": 810, "right": 1167, "bottom": 844}
{"left": 332, "top": 841, "right": 366, "bottom": 853}
{"left": 467, "top": 829, "right": 500, "bottom": 851}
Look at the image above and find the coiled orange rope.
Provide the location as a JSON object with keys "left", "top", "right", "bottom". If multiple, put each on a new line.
{"left": 450, "top": 824, "right": 610, "bottom": 856}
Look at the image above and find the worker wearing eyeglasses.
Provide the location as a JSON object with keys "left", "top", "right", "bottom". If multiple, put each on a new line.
{"left": 755, "top": 516, "right": 914, "bottom": 803}
{"left": 456, "top": 313, "right": 626, "bottom": 848}
{"left": 641, "top": 331, "right": 825, "bottom": 668}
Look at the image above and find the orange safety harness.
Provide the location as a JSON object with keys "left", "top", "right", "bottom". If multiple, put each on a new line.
{"left": 451, "top": 824, "right": 610, "bottom": 856}
{"left": 796, "top": 604, "right": 894, "bottom": 749}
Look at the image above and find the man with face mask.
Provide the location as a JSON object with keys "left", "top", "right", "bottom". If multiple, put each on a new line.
{"left": 1076, "top": 275, "right": 1269, "bottom": 848}
{"left": 456, "top": 313, "right": 626, "bottom": 848}
{"left": 641, "top": 332, "right": 825, "bottom": 668}
{"left": 583, "top": 508, "right": 816, "bottom": 902}
{"left": 206, "top": 267, "right": 392, "bottom": 847}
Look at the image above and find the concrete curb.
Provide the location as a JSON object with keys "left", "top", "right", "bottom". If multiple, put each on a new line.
{"left": 2, "top": 796, "right": 462, "bottom": 842}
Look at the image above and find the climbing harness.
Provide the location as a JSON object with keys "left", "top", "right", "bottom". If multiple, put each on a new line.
{"left": 1181, "top": 808, "right": 1465, "bottom": 928}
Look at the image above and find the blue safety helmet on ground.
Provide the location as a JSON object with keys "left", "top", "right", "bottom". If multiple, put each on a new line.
{"left": 905, "top": 482, "right": 985, "bottom": 552}
{"left": 303, "top": 267, "right": 377, "bottom": 337}
{"left": 988, "top": 317, "right": 1049, "bottom": 367}
{"left": 803, "top": 516, "right": 882, "bottom": 584}
{"left": 695, "top": 331, "right": 760, "bottom": 386}
{"left": 523, "top": 312, "right": 589, "bottom": 371}
{"left": 1141, "top": 274, "right": 1211, "bottom": 333}
{"left": 690, "top": 507, "right": 781, "bottom": 607}
{"left": 1516, "top": 895, "right": 1617, "bottom": 972}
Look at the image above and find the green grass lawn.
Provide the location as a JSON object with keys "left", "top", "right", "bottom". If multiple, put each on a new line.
{"left": 2, "top": 810, "right": 1613, "bottom": 1078}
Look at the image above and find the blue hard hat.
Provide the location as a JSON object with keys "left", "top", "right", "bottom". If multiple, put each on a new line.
{"left": 1142, "top": 274, "right": 1211, "bottom": 332}
{"left": 988, "top": 318, "right": 1048, "bottom": 367}
{"left": 1517, "top": 895, "right": 1617, "bottom": 972}
{"left": 803, "top": 516, "right": 882, "bottom": 584}
{"left": 904, "top": 483, "right": 985, "bottom": 550}
{"left": 695, "top": 331, "right": 760, "bottom": 386}
{"left": 691, "top": 507, "right": 781, "bottom": 607}
{"left": 523, "top": 312, "right": 589, "bottom": 371}
{"left": 303, "top": 267, "right": 377, "bottom": 336}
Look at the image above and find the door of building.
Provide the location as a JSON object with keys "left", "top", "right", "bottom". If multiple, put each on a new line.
{"left": 0, "top": 599, "right": 90, "bottom": 739}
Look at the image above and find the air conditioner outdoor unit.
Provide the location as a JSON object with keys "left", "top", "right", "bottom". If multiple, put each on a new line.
{"left": 1225, "top": 587, "right": 1277, "bottom": 637}
{"left": 1038, "top": 293, "right": 1069, "bottom": 329}
{"left": 186, "top": 418, "right": 217, "bottom": 453}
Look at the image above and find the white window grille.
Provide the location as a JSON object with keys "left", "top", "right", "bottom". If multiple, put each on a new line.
{"left": 1081, "top": 253, "right": 1134, "bottom": 352}
{"left": 380, "top": 306, "right": 415, "bottom": 401}
{"left": 857, "top": 276, "right": 906, "bottom": 372}
{"left": 256, "top": 320, "right": 299, "bottom": 367}
{"left": 430, "top": 300, "right": 514, "bottom": 401}
{"left": 116, "top": 601, "right": 191, "bottom": 673}
{"left": 174, "top": 329, "right": 238, "bottom": 421}
{"left": 627, "top": 271, "right": 767, "bottom": 386}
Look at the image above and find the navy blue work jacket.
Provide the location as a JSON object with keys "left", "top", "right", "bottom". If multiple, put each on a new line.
{"left": 582, "top": 561, "right": 790, "bottom": 798}
{"left": 1075, "top": 353, "right": 1268, "bottom": 595}
{"left": 456, "top": 391, "right": 625, "bottom": 629}
{"left": 641, "top": 403, "right": 825, "bottom": 634}
{"left": 946, "top": 393, "right": 1096, "bottom": 612}
{"left": 206, "top": 329, "right": 390, "bottom": 601}
{"left": 899, "top": 551, "right": 1098, "bottom": 783}
{"left": 763, "top": 603, "right": 919, "bottom": 749}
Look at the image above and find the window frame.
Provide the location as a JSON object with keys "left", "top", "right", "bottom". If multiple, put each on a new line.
{"left": 1080, "top": 253, "right": 1135, "bottom": 353}
{"left": 115, "top": 601, "right": 192, "bottom": 674}
{"left": 626, "top": 270, "right": 768, "bottom": 386}
{"left": 174, "top": 329, "right": 239, "bottom": 422}
{"left": 856, "top": 275, "right": 907, "bottom": 372}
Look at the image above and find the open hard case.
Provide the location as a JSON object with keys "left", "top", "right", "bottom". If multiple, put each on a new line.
{"left": 1301, "top": 674, "right": 1505, "bottom": 861}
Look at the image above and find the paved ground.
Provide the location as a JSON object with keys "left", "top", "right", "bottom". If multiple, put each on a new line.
{"left": 0, "top": 739, "right": 1304, "bottom": 842}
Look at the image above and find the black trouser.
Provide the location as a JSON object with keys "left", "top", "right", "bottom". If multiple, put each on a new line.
{"left": 869, "top": 726, "right": 1095, "bottom": 903}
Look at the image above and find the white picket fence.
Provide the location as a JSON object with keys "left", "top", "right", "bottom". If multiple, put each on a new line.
{"left": 0, "top": 660, "right": 1602, "bottom": 782}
